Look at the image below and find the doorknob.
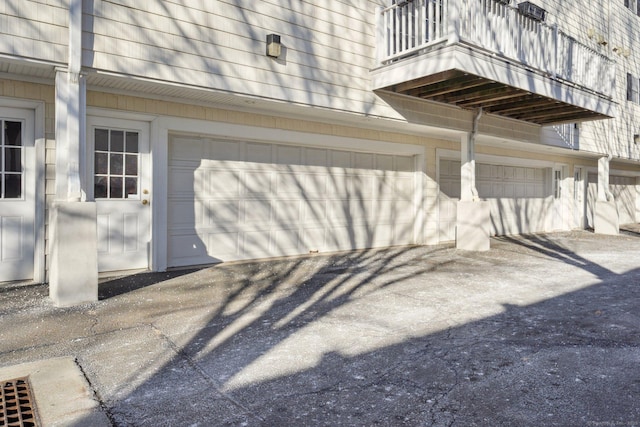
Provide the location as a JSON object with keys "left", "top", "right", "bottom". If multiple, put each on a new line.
{"left": 142, "top": 199, "right": 149, "bottom": 205}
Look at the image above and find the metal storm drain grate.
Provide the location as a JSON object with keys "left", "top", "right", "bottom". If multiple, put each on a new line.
{"left": 0, "top": 377, "right": 38, "bottom": 427}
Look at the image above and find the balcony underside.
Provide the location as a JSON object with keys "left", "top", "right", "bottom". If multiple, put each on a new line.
{"left": 371, "top": 44, "right": 616, "bottom": 125}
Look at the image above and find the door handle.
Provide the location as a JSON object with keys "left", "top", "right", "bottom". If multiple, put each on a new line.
{"left": 142, "top": 199, "right": 149, "bottom": 205}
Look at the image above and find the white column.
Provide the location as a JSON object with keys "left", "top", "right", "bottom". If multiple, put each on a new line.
{"left": 594, "top": 155, "right": 619, "bottom": 235}
{"left": 460, "top": 132, "right": 476, "bottom": 202}
{"left": 50, "top": 0, "right": 98, "bottom": 306}
{"left": 456, "top": 123, "right": 490, "bottom": 251}
{"left": 597, "top": 155, "right": 611, "bottom": 202}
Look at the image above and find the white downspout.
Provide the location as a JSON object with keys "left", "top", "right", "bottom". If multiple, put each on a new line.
{"left": 470, "top": 107, "right": 482, "bottom": 201}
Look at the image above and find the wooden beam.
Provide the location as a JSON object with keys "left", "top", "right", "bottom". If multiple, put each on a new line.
{"left": 453, "top": 87, "right": 526, "bottom": 107}
{"left": 486, "top": 97, "right": 553, "bottom": 114}
{"left": 392, "top": 70, "right": 463, "bottom": 93}
{"left": 405, "top": 75, "right": 489, "bottom": 98}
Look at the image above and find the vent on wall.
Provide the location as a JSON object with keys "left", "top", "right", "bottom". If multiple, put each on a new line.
{"left": 517, "top": 1, "right": 547, "bottom": 21}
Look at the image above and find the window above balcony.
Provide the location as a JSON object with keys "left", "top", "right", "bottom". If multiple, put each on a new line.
{"left": 372, "top": 0, "right": 617, "bottom": 125}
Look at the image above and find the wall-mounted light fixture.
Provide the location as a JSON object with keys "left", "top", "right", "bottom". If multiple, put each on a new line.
{"left": 613, "top": 46, "right": 631, "bottom": 57}
{"left": 266, "top": 34, "right": 282, "bottom": 58}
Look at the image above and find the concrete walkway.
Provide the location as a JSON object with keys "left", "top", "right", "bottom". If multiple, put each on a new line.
{"left": 1, "top": 228, "right": 640, "bottom": 426}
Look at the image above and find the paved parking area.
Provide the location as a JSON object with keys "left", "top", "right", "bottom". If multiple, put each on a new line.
{"left": 1, "top": 228, "right": 640, "bottom": 426}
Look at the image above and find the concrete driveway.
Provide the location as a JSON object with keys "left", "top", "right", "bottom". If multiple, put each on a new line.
{"left": 1, "top": 228, "right": 640, "bottom": 426}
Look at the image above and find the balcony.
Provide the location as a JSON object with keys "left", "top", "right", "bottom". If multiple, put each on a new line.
{"left": 371, "top": 0, "right": 616, "bottom": 125}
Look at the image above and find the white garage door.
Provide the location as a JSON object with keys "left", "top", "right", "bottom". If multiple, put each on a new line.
{"left": 610, "top": 175, "right": 636, "bottom": 225}
{"left": 439, "top": 159, "right": 548, "bottom": 239}
{"left": 587, "top": 174, "right": 637, "bottom": 227}
{"left": 167, "top": 136, "right": 417, "bottom": 267}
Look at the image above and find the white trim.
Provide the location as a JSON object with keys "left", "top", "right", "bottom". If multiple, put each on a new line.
{"left": 154, "top": 116, "right": 426, "bottom": 270}
{"left": 86, "top": 107, "right": 157, "bottom": 123}
{"left": 150, "top": 117, "right": 166, "bottom": 271}
{"left": 0, "top": 97, "right": 46, "bottom": 283}
{"left": 437, "top": 148, "right": 560, "bottom": 169}
{"left": 161, "top": 117, "right": 425, "bottom": 156}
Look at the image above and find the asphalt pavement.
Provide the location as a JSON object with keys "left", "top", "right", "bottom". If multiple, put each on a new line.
{"left": 1, "top": 227, "right": 640, "bottom": 426}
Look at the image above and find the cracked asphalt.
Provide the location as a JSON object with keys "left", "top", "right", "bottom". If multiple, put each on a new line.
{"left": 1, "top": 228, "right": 640, "bottom": 426}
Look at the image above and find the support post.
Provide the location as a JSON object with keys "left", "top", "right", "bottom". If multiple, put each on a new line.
{"left": 49, "top": 0, "right": 98, "bottom": 306}
{"left": 456, "top": 110, "right": 490, "bottom": 251}
{"left": 594, "top": 155, "right": 619, "bottom": 235}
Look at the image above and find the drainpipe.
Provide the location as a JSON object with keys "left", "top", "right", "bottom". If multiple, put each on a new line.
{"left": 66, "top": 0, "right": 85, "bottom": 201}
{"left": 469, "top": 108, "right": 483, "bottom": 201}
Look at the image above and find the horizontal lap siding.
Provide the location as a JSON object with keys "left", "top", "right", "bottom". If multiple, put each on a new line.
{"left": 1, "top": 0, "right": 69, "bottom": 64}
{"left": 85, "top": 0, "right": 391, "bottom": 116}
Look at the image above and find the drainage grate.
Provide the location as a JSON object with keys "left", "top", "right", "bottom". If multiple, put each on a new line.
{"left": 0, "top": 377, "right": 38, "bottom": 427}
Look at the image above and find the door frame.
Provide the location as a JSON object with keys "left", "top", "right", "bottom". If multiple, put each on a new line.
{"left": 86, "top": 108, "right": 156, "bottom": 272}
{"left": 153, "top": 117, "right": 427, "bottom": 272}
{"left": 0, "top": 98, "right": 45, "bottom": 283}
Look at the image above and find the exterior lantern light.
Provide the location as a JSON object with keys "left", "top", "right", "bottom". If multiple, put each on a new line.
{"left": 266, "top": 34, "right": 282, "bottom": 58}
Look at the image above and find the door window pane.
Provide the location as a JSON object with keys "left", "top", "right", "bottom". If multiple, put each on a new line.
{"left": 110, "top": 177, "right": 123, "bottom": 198}
{"left": 1, "top": 120, "right": 23, "bottom": 199}
{"left": 111, "top": 131, "right": 124, "bottom": 152}
{"left": 94, "top": 128, "right": 140, "bottom": 199}
{"left": 110, "top": 153, "right": 123, "bottom": 175}
{"left": 95, "top": 152, "right": 108, "bottom": 174}
{"left": 95, "top": 129, "right": 109, "bottom": 151}
{"left": 4, "top": 147, "right": 21, "bottom": 172}
{"left": 95, "top": 176, "right": 108, "bottom": 198}
{"left": 4, "top": 175, "right": 21, "bottom": 198}
{"left": 126, "top": 132, "right": 138, "bottom": 153}
{"left": 125, "top": 177, "right": 138, "bottom": 197}
{"left": 125, "top": 154, "right": 138, "bottom": 175}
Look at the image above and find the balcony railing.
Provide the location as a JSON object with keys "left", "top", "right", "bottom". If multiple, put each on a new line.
{"left": 376, "top": 0, "right": 615, "bottom": 99}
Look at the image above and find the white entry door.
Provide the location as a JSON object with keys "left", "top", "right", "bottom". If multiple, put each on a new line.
{"left": 88, "top": 117, "right": 151, "bottom": 272}
{"left": 0, "top": 109, "right": 35, "bottom": 282}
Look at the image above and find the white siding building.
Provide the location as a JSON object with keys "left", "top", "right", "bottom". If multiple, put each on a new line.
{"left": 0, "top": 0, "right": 637, "bottom": 305}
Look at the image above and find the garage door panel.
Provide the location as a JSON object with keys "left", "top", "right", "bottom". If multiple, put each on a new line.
{"left": 305, "top": 148, "right": 328, "bottom": 167}
{"left": 168, "top": 137, "right": 417, "bottom": 266}
{"left": 396, "top": 156, "right": 414, "bottom": 172}
{"left": 377, "top": 155, "right": 394, "bottom": 171}
{"left": 243, "top": 200, "right": 272, "bottom": 224}
{"left": 243, "top": 230, "right": 273, "bottom": 257}
{"left": 327, "top": 174, "right": 350, "bottom": 197}
{"left": 327, "top": 200, "right": 351, "bottom": 224}
{"left": 273, "top": 200, "right": 302, "bottom": 224}
{"left": 169, "top": 168, "right": 196, "bottom": 195}
{"left": 205, "top": 200, "right": 240, "bottom": 226}
{"left": 169, "top": 137, "right": 203, "bottom": 160}
{"left": 245, "top": 171, "right": 272, "bottom": 194}
{"left": 272, "top": 228, "right": 301, "bottom": 254}
{"left": 372, "top": 224, "right": 393, "bottom": 246}
{"left": 302, "top": 174, "right": 328, "bottom": 196}
{"left": 246, "top": 142, "right": 272, "bottom": 163}
{"left": 207, "top": 139, "right": 241, "bottom": 161}
{"left": 276, "top": 145, "right": 302, "bottom": 164}
{"left": 330, "top": 150, "right": 352, "bottom": 168}
{"left": 302, "top": 227, "right": 326, "bottom": 251}
{"left": 302, "top": 200, "right": 327, "bottom": 223}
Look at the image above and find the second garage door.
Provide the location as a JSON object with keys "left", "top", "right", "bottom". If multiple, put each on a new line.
{"left": 167, "top": 136, "right": 417, "bottom": 267}
{"left": 439, "top": 159, "right": 549, "bottom": 239}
